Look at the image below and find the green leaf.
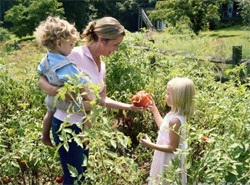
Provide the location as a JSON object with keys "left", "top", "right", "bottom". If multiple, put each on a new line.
{"left": 110, "top": 139, "right": 117, "bottom": 149}
{"left": 67, "top": 164, "right": 78, "bottom": 178}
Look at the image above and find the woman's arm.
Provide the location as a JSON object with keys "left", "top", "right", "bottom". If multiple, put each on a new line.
{"left": 99, "top": 85, "right": 142, "bottom": 111}
{"left": 140, "top": 118, "right": 181, "bottom": 153}
{"left": 105, "top": 97, "right": 137, "bottom": 110}
{"left": 38, "top": 75, "right": 93, "bottom": 101}
{"left": 38, "top": 75, "right": 59, "bottom": 96}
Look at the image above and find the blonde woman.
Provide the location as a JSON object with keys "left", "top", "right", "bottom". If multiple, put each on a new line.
{"left": 38, "top": 16, "right": 142, "bottom": 184}
{"left": 140, "top": 77, "right": 195, "bottom": 185}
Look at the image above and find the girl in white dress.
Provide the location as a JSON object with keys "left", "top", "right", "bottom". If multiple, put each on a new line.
{"left": 140, "top": 77, "right": 195, "bottom": 185}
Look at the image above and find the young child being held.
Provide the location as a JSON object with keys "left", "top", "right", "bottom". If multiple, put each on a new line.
{"left": 140, "top": 77, "right": 195, "bottom": 185}
{"left": 35, "top": 16, "right": 93, "bottom": 147}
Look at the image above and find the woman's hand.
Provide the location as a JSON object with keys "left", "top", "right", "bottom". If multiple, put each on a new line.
{"left": 128, "top": 104, "right": 144, "bottom": 111}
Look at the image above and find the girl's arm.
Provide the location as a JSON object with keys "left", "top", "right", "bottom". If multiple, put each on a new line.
{"left": 140, "top": 118, "right": 181, "bottom": 153}
{"left": 150, "top": 100, "right": 163, "bottom": 129}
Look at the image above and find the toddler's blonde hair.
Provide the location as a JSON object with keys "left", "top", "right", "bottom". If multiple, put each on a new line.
{"left": 34, "top": 16, "right": 79, "bottom": 50}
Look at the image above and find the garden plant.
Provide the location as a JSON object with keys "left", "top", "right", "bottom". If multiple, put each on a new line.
{"left": 0, "top": 26, "right": 250, "bottom": 184}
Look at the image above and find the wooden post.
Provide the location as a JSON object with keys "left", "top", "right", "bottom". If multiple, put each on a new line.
{"left": 232, "top": 46, "right": 242, "bottom": 65}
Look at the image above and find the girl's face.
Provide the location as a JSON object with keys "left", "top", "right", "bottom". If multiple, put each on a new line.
{"left": 166, "top": 86, "right": 173, "bottom": 107}
{"left": 101, "top": 36, "right": 124, "bottom": 56}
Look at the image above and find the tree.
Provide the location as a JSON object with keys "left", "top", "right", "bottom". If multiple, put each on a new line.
{"left": 148, "top": 0, "right": 230, "bottom": 34}
{"left": 235, "top": 0, "right": 250, "bottom": 25}
{"left": 59, "top": 0, "right": 97, "bottom": 33}
{"left": 4, "top": 0, "right": 64, "bottom": 37}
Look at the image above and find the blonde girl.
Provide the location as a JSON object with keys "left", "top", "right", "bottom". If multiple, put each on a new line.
{"left": 140, "top": 77, "right": 195, "bottom": 185}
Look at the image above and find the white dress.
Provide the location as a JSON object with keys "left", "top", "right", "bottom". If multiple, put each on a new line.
{"left": 149, "top": 113, "right": 187, "bottom": 185}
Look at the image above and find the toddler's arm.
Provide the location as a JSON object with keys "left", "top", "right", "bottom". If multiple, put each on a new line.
{"left": 38, "top": 75, "right": 59, "bottom": 96}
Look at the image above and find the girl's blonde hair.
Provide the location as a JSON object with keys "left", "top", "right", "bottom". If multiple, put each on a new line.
{"left": 81, "top": 16, "right": 125, "bottom": 45}
{"left": 34, "top": 16, "right": 79, "bottom": 50}
{"left": 167, "top": 77, "right": 195, "bottom": 116}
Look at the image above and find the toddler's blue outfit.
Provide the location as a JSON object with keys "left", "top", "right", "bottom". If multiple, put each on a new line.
{"left": 37, "top": 52, "right": 88, "bottom": 112}
{"left": 38, "top": 52, "right": 89, "bottom": 184}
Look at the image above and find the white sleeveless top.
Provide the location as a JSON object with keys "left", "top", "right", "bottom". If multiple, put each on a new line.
{"left": 149, "top": 113, "right": 187, "bottom": 185}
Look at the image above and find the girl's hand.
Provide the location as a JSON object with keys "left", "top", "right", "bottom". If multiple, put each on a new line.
{"left": 139, "top": 134, "right": 152, "bottom": 147}
{"left": 146, "top": 99, "right": 157, "bottom": 112}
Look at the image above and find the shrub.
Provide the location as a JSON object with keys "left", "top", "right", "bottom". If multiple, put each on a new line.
{"left": 0, "top": 27, "right": 11, "bottom": 41}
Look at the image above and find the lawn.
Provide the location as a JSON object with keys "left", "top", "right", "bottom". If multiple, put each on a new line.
{"left": 151, "top": 25, "right": 250, "bottom": 60}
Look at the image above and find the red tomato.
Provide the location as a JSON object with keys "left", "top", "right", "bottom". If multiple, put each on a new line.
{"left": 55, "top": 176, "right": 63, "bottom": 183}
{"left": 131, "top": 90, "right": 152, "bottom": 107}
{"left": 124, "top": 116, "right": 132, "bottom": 124}
{"left": 201, "top": 135, "right": 209, "bottom": 143}
{"left": 2, "top": 176, "right": 11, "bottom": 184}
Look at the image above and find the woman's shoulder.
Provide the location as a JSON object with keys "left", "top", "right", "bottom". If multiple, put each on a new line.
{"left": 71, "top": 46, "right": 84, "bottom": 54}
{"left": 68, "top": 46, "right": 87, "bottom": 61}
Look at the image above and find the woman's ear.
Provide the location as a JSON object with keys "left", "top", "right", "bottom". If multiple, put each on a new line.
{"left": 99, "top": 37, "right": 108, "bottom": 44}
{"left": 99, "top": 37, "right": 104, "bottom": 43}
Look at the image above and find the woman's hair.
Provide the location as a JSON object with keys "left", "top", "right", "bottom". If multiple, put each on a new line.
{"left": 34, "top": 16, "right": 79, "bottom": 50}
{"left": 167, "top": 77, "right": 195, "bottom": 116}
{"left": 81, "top": 16, "right": 125, "bottom": 45}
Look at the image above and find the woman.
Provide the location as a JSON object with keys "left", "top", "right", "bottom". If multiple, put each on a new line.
{"left": 38, "top": 16, "right": 141, "bottom": 184}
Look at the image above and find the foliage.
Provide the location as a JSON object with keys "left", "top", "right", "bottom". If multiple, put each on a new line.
{"left": 0, "top": 61, "right": 61, "bottom": 184}
{"left": 149, "top": 0, "right": 230, "bottom": 34}
{"left": 61, "top": 0, "right": 156, "bottom": 32}
{"left": 1, "top": 0, "right": 156, "bottom": 34}
{"left": 0, "top": 27, "right": 11, "bottom": 41}
{"left": 1, "top": 27, "right": 250, "bottom": 184}
{"left": 187, "top": 63, "right": 250, "bottom": 183}
{"left": 59, "top": 0, "right": 97, "bottom": 32}
{"left": 235, "top": 0, "right": 250, "bottom": 25}
{"left": 4, "top": 0, "right": 64, "bottom": 37}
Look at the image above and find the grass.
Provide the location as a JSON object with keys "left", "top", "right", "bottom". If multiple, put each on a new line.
{"left": 151, "top": 25, "right": 250, "bottom": 60}
{"left": 1, "top": 24, "right": 249, "bottom": 81}
{"left": 0, "top": 40, "right": 44, "bottom": 81}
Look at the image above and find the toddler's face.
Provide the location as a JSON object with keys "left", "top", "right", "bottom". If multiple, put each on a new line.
{"left": 58, "top": 39, "right": 75, "bottom": 56}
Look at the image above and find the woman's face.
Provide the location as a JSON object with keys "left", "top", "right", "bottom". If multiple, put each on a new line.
{"left": 166, "top": 86, "right": 173, "bottom": 107}
{"left": 101, "top": 36, "right": 124, "bottom": 56}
